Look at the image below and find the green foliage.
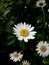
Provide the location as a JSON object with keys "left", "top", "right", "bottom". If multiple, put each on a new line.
{"left": 7, "top": 34, "right": 16, "bottom": 45}
{"left": 43, "top": 57, "right": 49, "bottom": 64}
{"left": 0, "top": 0, "right": 49, "bottom": 65}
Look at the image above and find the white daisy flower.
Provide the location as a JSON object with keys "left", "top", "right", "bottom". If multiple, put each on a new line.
{"left": 36, "top": 0, "right": 47, "bottom": 8}
{"left": 36, "top": 41, "right": 49, "bottom": 57}
{"left": 48, "top": 9, "right": 49, "bottom": 12}
{"left": 22, "top": 60, "right": 30, "bottom": 65}
{"left": 13, "top": 22, "right": 36, "bottom": 42}
{"left": 9, "top": 51, "right": 23, "bottom": 62}
{"left": 37, "top": 20, "right": 41, "bottom": 23}
{"left": 24, "top": 6, "right": 27, "bottom": 9}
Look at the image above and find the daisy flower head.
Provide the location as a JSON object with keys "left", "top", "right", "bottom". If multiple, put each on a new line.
{"left": 13, "top": 22, "right": 36, "bottom": 42}
{"left": 22, "top": 60, "right": 30, "bottom": 65}
{"left": 36, "top": 0, "right": 47, "bottom": 8}
{"left": 36, "top": 41, "right": 49, "bottom": 57}
{"left": 9, "top": 51, "right": 23, "bottom": 62}
{"left": 48, "top": 9, "right": 49, "bottom": 12}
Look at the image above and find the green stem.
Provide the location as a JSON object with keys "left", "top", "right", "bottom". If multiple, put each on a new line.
{"left": 20, "top": 40, "right": 25, "bottom": 50}
{"left": 41, "top": 7, "right": 45, "bottom": 40}
{"left": 42, "top": 7, "right": 45, "bottom": 23}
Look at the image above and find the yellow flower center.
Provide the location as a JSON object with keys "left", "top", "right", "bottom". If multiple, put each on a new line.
{"left": 39, "top": 3, "right": 43, "bottom": 6}
{"left": 20, "top": 29, "right": 29, "bottom": 37}
{"left": 24, "top": 64, "right": 27, "bottom": 65}
{"left": 13, "top": 54, "right": 19, "bottom": 58}
{"left": 40, "top": 46, "right": 47, "bottom": 52}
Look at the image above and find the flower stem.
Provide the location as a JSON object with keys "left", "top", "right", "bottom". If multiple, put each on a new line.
{"left": 42, "top": 7, "right": 45, "bottom": 23}
{"left": 20, "top": 40, "right": 25, "bottom": 50}
{"left": 41, "top": 7, "right": 45, "bottom": 40}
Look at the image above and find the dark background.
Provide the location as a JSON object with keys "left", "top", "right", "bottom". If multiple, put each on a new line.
{"left": 0, "top": 0, "right": 49, "bottom": 65}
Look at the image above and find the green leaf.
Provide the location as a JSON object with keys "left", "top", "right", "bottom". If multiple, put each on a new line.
{"left": 5, "top": 26, "right": 13, "bottom": 33}
{"left": 7, "top": 39, "right": 16, "bottom": 45}
{"left": 36, "top": 15, "right": 44, "bottom": 22}
{"left": 17, "top": 0, "right": 23, "bottom": 5}
{"left": 43, "top": 58, "right": 49, "bottom": 64}
{"left": 7, "top": 20, "right": 14, "bottom": 26}
{"left": 3, "top": 10, "right": 10, "bottom": 16}
{"left": 19, "top": 41, "right": 26, "bottom": 50}
{"left": 26, "top": 0, "right": 31, "bottom": 5}
{"left": 7, "top": 35, "right": 15, "bottom": 39}
{"left": 37, "top": 33, "right": 44, "bottom": 40}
